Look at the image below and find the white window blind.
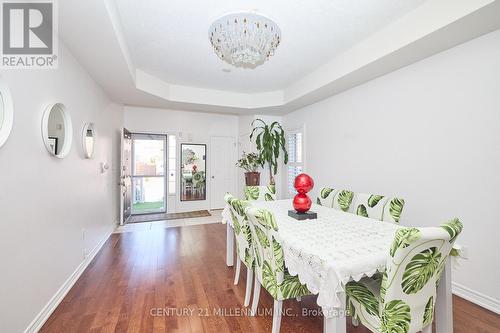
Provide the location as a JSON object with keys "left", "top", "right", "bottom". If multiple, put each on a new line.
{"left": 287, "top": 131, "right": 304, "bottom": 195}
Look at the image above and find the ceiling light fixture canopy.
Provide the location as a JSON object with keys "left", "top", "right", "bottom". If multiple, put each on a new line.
{"left": 209, "top": 12, "right": 281, "bottom": 69}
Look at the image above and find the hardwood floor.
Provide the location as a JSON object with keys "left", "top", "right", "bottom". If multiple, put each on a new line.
{"left": 41, "top": 223, "right": 500, "bottom": 333}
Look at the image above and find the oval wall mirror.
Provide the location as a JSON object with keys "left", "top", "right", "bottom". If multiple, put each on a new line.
{"left": 0, "top": 80, "right": 14, "bottom": 148}
{"left": 41, "top": 103, "right": 73, "bottom": 158}
{"left": 82, "top": 122, "right": 96, "bottom": 159}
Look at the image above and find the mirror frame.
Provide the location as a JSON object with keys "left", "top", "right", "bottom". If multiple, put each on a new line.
{"left": 41, "top": 103, "right": 73, "bottom": 158}
{"left": 0, "top": 79, "right": 14, "bottom": 148}
{"left": 82, "top": 122, "right": 96, "bottom": 159}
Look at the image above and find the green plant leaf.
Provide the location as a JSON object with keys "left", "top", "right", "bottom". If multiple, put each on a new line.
{"left": 440, "top": 218, "right": 463, "bottom": 243}
{"left": 231, "top": 210, "right": 241, "bottom": 235}
{"left": 267, "top": 185, "right": 276, "bottom": 194}
{"left": 381, "top": 300, "right": 411, "bottom": 333}
{"left": 272, "top": 236, "right": 284, "bottom": 272}
{"left": 357, "top": 204, "right": 368, "bottom": 217}
{"left": 390, "top": 228, "right": 421, "bottom": 257}
{"left": 320, "top": 188, "right": 334, "bottom": 199}
{"left": 316, "top": 198, "right": 321, "bottom": 205}
{"left": 254, "top": 225, "right": 270, "bottom": 248}
{"left": 255, "top": 209, "right": 278, "bottom": 231}
{"left": 242, "top": 223, "right": 251, "bottom": 245}
{"left": 402, "top": 247, "right": 441, "bottom": 294}
{"left": 368, "top": 195, "right": 385, "bottom": 207}
{"left": 423, "top": 296, "right": 434, "bottom": 326}
{"left": 337, "top": 190, "right": 354, "bottom": 212}
{"left": 389, "top": 198, "right": 405, "bottom": 223}
{"left": 380, "top": 271, "right": 388, "bottom": 302}
{"left": 231, "top": 198, "right": 249, "bottom": 216}
{"left": 244, "top": 186, "right": 260, "bottom": 200}
{"left": 345, "top": 281, "right": 379, "bottom": 316}
{"left": 262, "top": 261, "right": 278, "bottom": 298}
{"left": 264, "top": 193, "right": 273, "bottom": 201}
{"left": 280, "top": 273, "right": 309, "bottom": 299}
{"left": 244, "top": 248, "right": 253, "bottom": 267}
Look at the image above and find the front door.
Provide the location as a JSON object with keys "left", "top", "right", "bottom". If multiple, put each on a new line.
{"left": 131, "top": 133, "right": 167, "bottom": 214}
{"left": 210, "top": 136, "right": 236, "bottom": 209}
{"left": 120, "top": 128, "right": 132, "bottom": 224}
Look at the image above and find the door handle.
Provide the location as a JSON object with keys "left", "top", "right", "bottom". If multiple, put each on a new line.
{"left": 211, "top": 176, "right": 215, "bottom": 179}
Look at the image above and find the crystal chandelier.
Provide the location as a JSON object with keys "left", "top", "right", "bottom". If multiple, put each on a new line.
{"left": 208, "top": 12, "right": 281, "bottom": 68}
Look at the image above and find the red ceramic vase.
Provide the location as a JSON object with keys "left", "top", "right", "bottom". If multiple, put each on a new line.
{"left": 294, "top": 173, "right": 314, "bottom": 194}
{"left": 293, "top": 193, "right": 312, "bottom": 213}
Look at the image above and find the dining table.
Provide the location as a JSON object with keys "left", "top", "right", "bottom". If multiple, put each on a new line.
{"left": 222, "top": 199, "right": 453, "bottom": 333}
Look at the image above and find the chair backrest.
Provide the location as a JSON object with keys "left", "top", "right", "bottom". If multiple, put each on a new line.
{"left": 245, "top": 206, "right": 284, "bottom": 299}
{"left": 316, "top": 186, "right": 405, "bottom": 224}
{"left": 224, "top": 193, "right": 253, "bottom": 267}
{"left": 316, "top": 187, "right": 337, "bottom": 207}
{"left": 380, "top": 219, "right": 463, "bottom": 333}
{"left": 244, "top": 185, "right": 276, "bottom": 201}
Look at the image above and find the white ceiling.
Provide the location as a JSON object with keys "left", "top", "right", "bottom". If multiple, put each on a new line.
{"left": 115, "top": 0, "right": 426, "bottom": 93}
{"left": 59, "top": 0, "right": 500, "bottom": 114}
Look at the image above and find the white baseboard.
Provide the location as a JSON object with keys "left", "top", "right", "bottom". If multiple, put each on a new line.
{"left": 24, "top": 225, "right": 115, "bottom": 333}
{"left": 453, "top": 282, "right": 500, "bottom": 314}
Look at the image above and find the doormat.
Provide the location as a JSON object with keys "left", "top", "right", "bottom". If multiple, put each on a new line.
{"left": 128, "top": 210, "right": 211, "bottom": 224}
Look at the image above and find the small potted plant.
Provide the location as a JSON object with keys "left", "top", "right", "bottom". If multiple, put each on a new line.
{"left": 236, "top": 152, "right": 263, "bottom": 186}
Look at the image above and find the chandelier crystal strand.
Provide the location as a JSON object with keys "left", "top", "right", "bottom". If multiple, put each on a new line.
{"left": 209, "top": 12, "right": 281, "bottom": 68}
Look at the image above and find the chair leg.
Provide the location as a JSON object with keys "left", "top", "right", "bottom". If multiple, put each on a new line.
{"left": 422, "top": 324, "right": 432, "bottom": 333}
{"left": 272, "top": 300, "right": 283, "bottom": 333}
{"left": 251, "top": 278, "right": 261, "bottom": 316}
{"left": 244, "top": 269, "right": 253, "bottom": 307}
{"left": 233, "top": 258, "right": 241, "bottom": 285}
{"left": 352, "top": 317, "right": 359, "bottom": 327}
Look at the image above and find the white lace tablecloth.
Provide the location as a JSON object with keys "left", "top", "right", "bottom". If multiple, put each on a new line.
{"left": 222, "top": 200, "right": 400, "bottom": 317}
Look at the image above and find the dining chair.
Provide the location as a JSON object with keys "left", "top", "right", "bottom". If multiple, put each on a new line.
{"left": 344, "top": 218, "right": 463, "bottom": 333}
{"left": 245, "top": 206, "right": 311, "bottom": 333}
{"left": 224, "top": 193, "right": 254, "bottom": 306}
{"left": 244, "top": 185, "right": 276, "bottom": 201}
{"left": 316, "top": 187, "right": 406, "bottom": 224}
{"left": 350, "top": 193, "right": 406, "bottom": 224}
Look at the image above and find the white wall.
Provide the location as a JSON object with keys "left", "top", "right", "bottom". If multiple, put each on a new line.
{"left": 123, "top": 107, "right": 238, "bottom": 212}
{"left": 0, "top": 43, "right": 123, "bottom": 332}
{"left": 283, "top": 28, "right": 500, "bottom": 310}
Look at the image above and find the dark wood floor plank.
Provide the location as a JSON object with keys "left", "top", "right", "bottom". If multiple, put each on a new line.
{"left": 40, "top": 223, "right": 500, "bottom": 333}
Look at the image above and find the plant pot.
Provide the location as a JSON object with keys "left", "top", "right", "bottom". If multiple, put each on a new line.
{"left": 245, "top": 172, "right": 260, "bottom": 186}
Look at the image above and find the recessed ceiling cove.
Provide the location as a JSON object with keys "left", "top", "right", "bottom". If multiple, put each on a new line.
{"left": 115, "top": 0, "right": 426, "bottom": 93}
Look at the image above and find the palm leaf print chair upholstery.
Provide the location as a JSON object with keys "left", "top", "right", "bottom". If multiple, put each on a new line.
{"left": 244, "top": 185, "right": 276, "bottom": 201}
{"left": 224, "top": 193, "right": 254, "bottom": 306}
{"left": 316, "top": 187, "right": 406, "bottom": 224}
{"left": 345, "top": 219, "right": 463, "bottom": 333}
{"left": 246, "top": 206, "right": 310, "bottom": 333}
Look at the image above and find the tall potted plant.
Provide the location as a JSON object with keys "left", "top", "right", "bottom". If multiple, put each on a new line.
{"left": 250, "top": 119, "right": 288, "bottom": 185}
{"left": 236, "top": 152, "right": 263, "bottom": 186}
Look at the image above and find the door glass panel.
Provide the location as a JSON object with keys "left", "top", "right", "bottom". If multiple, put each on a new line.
{"left": 131, "top": 134, "right": 166, "bottom": 214}
{"left": 133, "top": 139, "right": 165, "bottom": 176}
{"left": 132, "top": 177, "right": 165, "bottom": 214}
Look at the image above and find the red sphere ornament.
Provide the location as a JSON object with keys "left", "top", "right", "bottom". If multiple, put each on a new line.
{"left": 293, "top": 193, "right": 312, "bottom": 213}
{"left": 294, "top": 173, "right": 314, "bottom": 194}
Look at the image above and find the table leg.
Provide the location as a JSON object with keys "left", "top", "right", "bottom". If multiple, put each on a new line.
{"left": 323, "top": 292, "right": 346, "bottom": 333}
{"left": 226, "top": 224, "right": 234, "bottom": 267}
{"left": 436, "top": 256, "right": 453, "bottom": 333}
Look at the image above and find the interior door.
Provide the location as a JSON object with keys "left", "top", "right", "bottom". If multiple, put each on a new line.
{"left": 120, "top": 128, "right": 132, "bottom": 224}
{"left": 210, "top": 136, "right": 235, "bottom": 209}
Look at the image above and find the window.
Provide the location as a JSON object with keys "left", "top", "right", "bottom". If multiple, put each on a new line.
{"left": 287, "top": 130, "right": 304, "bottom": 195}
{"left": 168, "top": 134, "right": 176, "bottom": 195}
